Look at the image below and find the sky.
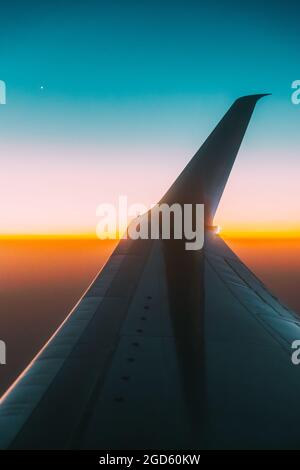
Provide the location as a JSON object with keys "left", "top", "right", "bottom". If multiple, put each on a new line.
{"left": 0, "top": 0, "right": 299, "bottom": 238}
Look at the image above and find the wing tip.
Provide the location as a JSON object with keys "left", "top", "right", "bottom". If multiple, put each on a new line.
{"left": 234, "top": 93, "right": 271, "bottom": 106}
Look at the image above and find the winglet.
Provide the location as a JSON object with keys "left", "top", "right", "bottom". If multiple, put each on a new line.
{"left": 161, "top": 94, "right": 270, "bottom": 226}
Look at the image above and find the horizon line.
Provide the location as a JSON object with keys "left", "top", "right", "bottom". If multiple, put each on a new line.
{"left": 0, "top": 232, "right": 299, "bottom": 241}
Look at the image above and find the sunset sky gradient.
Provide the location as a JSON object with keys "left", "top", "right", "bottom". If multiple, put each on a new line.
{"left": 0, "top": 1, "right": 299, "bottom": 238}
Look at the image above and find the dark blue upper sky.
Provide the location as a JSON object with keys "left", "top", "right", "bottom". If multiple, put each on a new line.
{"left": 1, "top": 0, "right": 299, "bottom": 95}
{"left": 0, "top": 0, "right": 299, "bottom": 142}
{"left": 1, "top": 0, "right": 299, "bottom": 139}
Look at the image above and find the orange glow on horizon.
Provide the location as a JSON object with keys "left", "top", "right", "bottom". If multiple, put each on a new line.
{"left": 0, "top": 233, "right": 98, "bottom": 240}
{"left": 218, "top": 225, "right": 300, "bottom": 240}
{"left": 0, "top": 230, "right": 125, "bottom": 241}
{"left": 0, "top": 228, "right": 300, "bottom": 241}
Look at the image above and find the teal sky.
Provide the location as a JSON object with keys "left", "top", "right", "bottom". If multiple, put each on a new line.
{"left": 0, "top": 0, "right": 299, "bottom": 235}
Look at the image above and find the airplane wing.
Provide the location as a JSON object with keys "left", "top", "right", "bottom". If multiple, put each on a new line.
{"left": 1, "top": 95, "right": 300, "bottom": 450}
